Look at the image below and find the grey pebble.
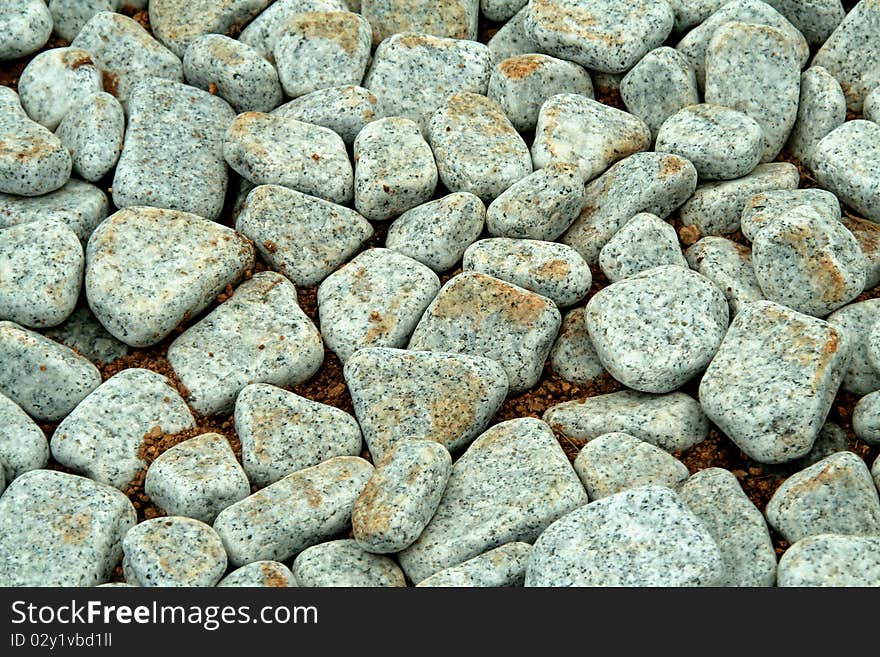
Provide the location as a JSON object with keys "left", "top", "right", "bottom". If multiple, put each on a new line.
{"left": 827, "top": 299, "right": 880, "bottom": 395}
{"left": 786, "top": 66, "right": 847, "bottom": 166}
{"left": 812, "top": 120, "right": 880, "bottom": 223}
{"left": 416, "top": 542, "right": 532, "bottom": 587}
{"left": 699, "top": 300, "right": 849, "bottom": 463}
{"left": 292, "top": 539, "right": 406, "bottom": 587}
{"left": 43, "top": 304, "right": 129, "bottom": 365}
{"left": 843, "top": 215, "right": 880, "bottom": 290}
{"left": 149, "top": 0, "right": 271, "bottom": 57}
{"left": 778, "top": 534, "right": 880, "bottom": 587}
{"left": 238, "top": 0, "right": 349, "bottom": 61}
{"left": 599, "top": 212, "right": 688, "bottom": 283}
{"left": 660, "top": 0, "right": 726, "bottom": 32}
{"left": 684, "top": 237, "right": 764, "bottom": 316}
{"left": 344, "top": 347, "right": 508, "bottom": 459}
{"left": 218, "top": 561, "right": 297, "bottom": 587}
{"left": 0, "top": 177, "right": 108, "bottom": 242}
{"left": 853, "top": 390, "right": 880, "bottom": 444}
{"left": 764, "top": 0, "right": 845, "bottom": 45}
{"left": 234, "top": 383, "right": 363, "bottom": 488}
{"left": 0, "top": 470, "right": 135, "bottom": 586}
{"left": 797, "top": 421, "right": 850, "bottom": 467}
{"left": 0, "top": 0, "right": 52, "bottom": 61}
{"left": 360, "top": 0, "right": 478, "bottom": 46}
{"left": 481, "top": 0, "right": 526, "bottom": 22}
{"left": 55, "top": 92, "right": 125, "bottom": 183}
{"left": 866, "top": 85, "right": 880, "bottom": 123}
{"left": 740, "top": 188, "right": 841, "bottom": 241}
{"left": 47, "top": 0, "right": 121, "bottom": 42}
{"left": 272, "top": 85, "right": 382, "bottom": 146}
{"left": 549, "top": 307, "right": 607, "bottom": 385}
{"left": 487, "top": 6, "right": 540, "bottom": 61}
{"left": 0, "top": 393, "right": 49, "bottom": 481}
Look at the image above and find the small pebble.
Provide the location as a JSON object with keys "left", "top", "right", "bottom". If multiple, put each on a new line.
{"left": 843, "top": 215, "right": 880, "bottom": 290}
{"left": 149, "top": 0, "right": 271, "bottom": 57}
{"left": 0, "top": 1, "right": 51, "bottom": 60}
{"left": 272, "top": 85, "right": 382, "bottom": 146}
{"left": 599, "top": 212, "right": 688, "bottom": 283}
{"left": 238, "top": 0, "right": 349, "bottom": 60}
{"left": 0, "top": 177, "right": 108, "bottom": 242}
{"left": 826, "top": 299, "right": 880, "bottom": 395}
{"left": 292, "top": 539, "right": 406, "bottom": 587}
{"left": 853, "top": 390, "right": 880, "bottom": 444}
{"left": 480, "top": 0, "right": 524, "bottom": 22}
{"left": 43, "top": 304, "right": 129, "bottom": 365}
{"left": 416, "top": 543, "right": 532, "bottom": 587}
{"left": 47, "top": 0, "right": 121, "bottom": 42}
{"left": 487, "top": 5, "right": 539, "bottom": 61}
{"left": 865, "top": 84, "right": 880, "bottom": 123}
{"left": 812, "top": 120, "right": 880, "bottom": 223}
{"left": 764, "top": 0, "right": 845, "bottom": 46}
{"left": 0, "top": 393, "right": 49, "bottom": 481}
{"left": 778, "top": 534, "right": 880, "bottom": 587}
{"left": 55, "top": 92, "right": 125, "bottom": 183}
{"left": 797, "top": 421, "right": 850, "bottom": 467}
{"left": 786, "top": 66, "right": 847, "bottom": 166}
{"left": 549, "top": 307, "right": 607, "bottom": 385}
{"left": 739, "top": 188, "right": 841, "bottom": 241}
{"left": 684, "top": 237, "right": 764, "bottom": 315}
{"left": 361, "top": 0, "right": 479, "bottom": 45}
{"left": 218, "top": 561, "right": 297, "bottom": 587}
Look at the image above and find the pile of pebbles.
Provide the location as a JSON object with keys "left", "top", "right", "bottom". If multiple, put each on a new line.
{"left": 1, "top": 0, "right": 880, "bottom": 588}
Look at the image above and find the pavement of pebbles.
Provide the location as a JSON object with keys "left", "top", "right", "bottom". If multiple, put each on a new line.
{"left": 2, "top": 0, "right": 880, "bottom": 589}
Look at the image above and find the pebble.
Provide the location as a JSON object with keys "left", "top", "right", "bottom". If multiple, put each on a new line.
{"left": 213, "top": 456, "right": 373, "bottom": 566}
{"left": 812, "top": 0, "right": 880, "bottom": 112}
{"left": 183, "top": 34, "right": 283, "bottom": 114}
{"left": 0, "top": 177, "right": 108, "bottom": 242}
{"left": 585, "top": 265, "right": 729, "bottom": 393}
{"left": 218, "top": 561, "right": 297, "bottom": 587}
{"left": 699, "top": 300, "right": 849, "bottom": 463}
{"left": 797, "top": 421, "right": 849, "bottom": 467}
{"left": 463, "top": 238, "right": 591, "bottom": 307}
{"left": 292, "top": 539, "right": 406, "bottom": 587}
{"left": 236, "top": 184, "right": 372, "bottom": 287}
{"left": 149, "top": 0, "right": 271, "bottom": 57}
{"left": 486, "top": 163, "right": 585, "bottom": 242}
{"left": 275, "top": 11, "right": 371, "bottom": 98}
{"left": 778, "top": 534, "right": 880, "bottom": 587}
{"left": 354, "top": 117, "right": 438, "bottom": 221}
{"left": 524, "top": 0, "right": 674, "bottom": 73}
{"left": 657, "top": 0, "right": 725, "bottom": 33}
{"left": 43, "top": 304, "right": 129, "bottom": 365}
{"left": 224, "top": 111, "right": 353, "bottom": 205}
{"left": 50, "top": 368, "right": 195, "bottom": 490}
{"left": 525, "top": 486, "right": 724, "bottom": 587}
{"left": 765, "top": 0, "right": 845, "bottom": 45}
{"left": 786, "top": 66, "right": 847, "bottom": 166}
{"left": 344, "top": 347, "right": 508, "bottom": 459}
{"left": 0, "top": 393, "right": 49, "bottom": 481}
{"left": 765, "top": 451, "right": 880, "bottom": 543}
{"left": 0, "top": 0, "right": 52, "bottom": 60}
{"left": 55, "top": 92, "right": 125, "bottom": 183}
{"left": 574, "top": 432, "right": 690, "bottom": 500}
{"left": 531, "top": 93, "right": 651, "bottom": 182}
{"left": 114, "top": 78, "right": 234, "bottom": 221}
{"left": 751, "top": 204, "right": 865, "bottom": 317}
{"left": 352, "top": 441, "right": 452, "bottom": 553}
{"left": 866, "top": 85, "right": 880, "bottom": 123}
{"left": 409, "top": 272, "right": 560, "bottom": 394}
{"left": 234, "top": 383, "right": 363, "bottom": 488}
{"left": 487, "top": 6, "right": 539, "bottom": 61}
{"left": 385, "top": 193, "right": 485, "bottom": 272}
{"left": 47, "top": 0, "right": 121, "bottom": 42}
{"left": 0, "top": 321, "right": 100, "bottom": 422}
{"left": 18, "top": 47, "right": 103, "bottom": 131}
{"left": 122, "top": 516, "right": 228, "bottom": 587}
{"left": 561, "top": 151, "right": 697, "bottom": 264}
{"left": 363, "top": 33, "right": 492, "bottom": 133}
{"left": 85, "top": 207, "right": 255, "bottom": 348}
{"left": 488, "top": 54, "right": 594, "bottom": 132}
{"left": 398, "top": 418, "right": 587, "bottom": 583}
{"left": 598, "top": 212, "right": 688, "bottom": 283}
{"left": 826, "top": 300, "right": 880, "bottom": 395}
{"left": 0, "top": 89, "right": 72, "bottom": 196}
{"left": 238, "top": 0, "right": 349, "bottom": 60}
{"left": 678, "top": 162, "right": 800, "bottom": 236}
{"left": 0, "top": 470, "right": 136, "bottom": 586}
{"left": 549, "top": 307, "right": 607, "bottom": 385}
{"left": 480, "top": 0, "right": 525, "bottom": 22}
{"left": 844, "top": 215, "right": 880, "bottom": 290}
{"left": 684, "top": 237, "right": 764, "bottom": 315}
{"left": 71, "top": 12, "right": 184, "bottom": 104}
{"left": 853, "top": 390, "right": 880, "bottom": 444}
{"left": 677, "top": 467, "right": 777, "bottom": 587}
{"left": 272, "top": 85, "right": 381, "bottom": 146}
{"left": 416, "top": 542, "right": 532, "bottom": 587}
{"left": 0, "top": 220, "right": 83, "bottom": 328}
{"left": 812, "top": 120, "right": 880, "bottom": 223}
{"left": 360, "top": 0, "right": 478, "bottom": 45}
{"left": 739, "top": 188, "right": 841, "bottom": 241}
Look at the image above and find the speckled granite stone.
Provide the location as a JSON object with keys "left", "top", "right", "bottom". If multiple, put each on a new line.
{"left": 660, "top": 0, "right": 727, "bottom": 32}
{"left": 0, "top": 470, "right": 135, "bottom": 586}
{"left": 797, "top": 422, "right": 849, "bottom": 467}
{"left": 531, "top": 94, "right": 651, "bottom": 182}
{"left": 677, "top": 467, "right": 777, "bottom": 586}
{"left": 50, "top": 368, "right": 194, "bottom": 489}
{"left": 526, "top": 486, "right": 724, "bottom": 586}
{"left": 236, "top": 185, "right": 372, "bottom": 287}
{"left": 699, "top": 300, "right": 848, "bottom": 463}
{"left": 292, "top": 539, "right": 406, "bottom": 587}
{"left": 486, "top": 163, "right": 584, "bottom": 241}
{"left": 678, "top": 162, "right": 799, "bottom": 236}
{"left": 149, "top": 0, "right": 271, "bottom": 57}
{"left": 751, "top": 204, "right": 865, "bottom": 317}
{"left": 18, "top": 47, "right": 102, "bottom": 131}
{"left": 417, "top": 542, "right": 532, "bottom": 587}
{"left": 0, "top": 321, "right": 100, "bottom": 422}
{"left": 787, "top": 67, "right": 847, "bottom": 166}
{"left": 813, "top": 0, "right": 880, "bottom": 113}
{"left": 766, "top": 0, "right": 845, "bottom": 45}
{"left": 481, "top": 0, "right": 526, "bottom": 21}
{"left": 344, "top": 347, "right": 508, "bottom": 459}
{"left": 524, "top": 0, "right": 674, "bottom": 74}
{"left": 272, "top": 85, "right": 381, "bottom": 146}
{"left": 0, "top": 220, "right": 82, "bottom": 328}
{"left": 740, "top": 188, "right": 841, "bottom": 241}
{"left": 866, "top": 85, "right": 880, "bottom": 123}
{"left": 812, "top": 120, "right": 880, "bottom": 223}
{"left": 655, "top": 105, "right": 763, "bottom": 180}
{"left": 599, "top": 213, "right": 688, "bottom": 283}
{"left": 463, "top": 238, "right": 591, "bottom": 307}
{"left": 386, "top": 193, "right": 485, "bottom": 272}
{"left": 843, "top": 215, "right": 880, "bottom": 290}
{"left": 766, "top": 452, "right": 880, "bottom": 543}
{"left": 47, "top": 0, "right": 121, "bottom": 42}
{"left": 778, "top": 534, "right": 880, "bottom": 586}
{"left": 44, "top": 305, "right": 129, "bottom": 365}
{"left": 213, "top": 456, "right": 373, "bottom": 566}
{"left": 361, "top": 0, "right": 478, "bottom": 45}
{"left": 0, "top": 393, "right": 48, "bottom": 480}
{"left": 123, "top": 516, "right": 227, "bottom": 587}
{"left": 71, "top": 12, "right": 184, "bottom": 104}
{"left": 549, "top": 307, "right": 606, "bottom": 385}
{"left": 183, "top": 34, "right": 282, "bottom": 114}
{"left": 853, "top": 390, "right": 880, "bottom": 444}
{"left": 354, "top": 117, "right": 437, "bottom": 221}
{"left": 544, "top": 390, "right": 709, "bottom": 452}
{"left": 585, "top": 265, "right": 728, "bottom": 393}
{"left": 168, "top": 272, "right": 323, "bottom": 416}
{"left": 55, "top": 92, "right": 124, "bottom": 183}
{"left": 235, "top": 383, "right": 363, "bottom": 487}
{"left": 574, "top": 432, "right": 689, "bottom": 500}
{"left": 0, "top": 178, "right": 108, "bottom": 242}
{"left": 113, "top": 79, "right": 233, "bottom": 221}
{"left": 224, "top": 111, "right": 352, "bottom": 205}
{"left": 561, "top": 152, "right": 697, "bottom": 264}
{"left": 488, "top": 54, "right": 593, "bottom": 132}
{"left": 827, "top": 300, "right": 880, "bottom": 395}
{"left": 684, "top": 237, "right": 764, "bottom": 315}
{"left": 408, "top": 272, "right": 560, "bottom": 394}
{"left": 0, "top": 0, "right": 52, "bottom": 61}
{"left": 85, "top": 207, "right": 254, "bottom": 347}
{"left": 238, "top": 0, "right": 348, "bottom": 60}
{"left": 487, "top": 6, "right": 540, "bottom": 61}
{"left": 619, "top": 47, "right": 699, "bottom": 140}
{"left": 218, "top": 561, "right": 297, "bottom": 587}
{"left": 363, "top": 33, "right": 492, "bottom": 133}
{"left": 352, "top": 441, "right": 451, "bottom": 553}
{"left": 398, "top": 418, "right": 587, "bottom": 583}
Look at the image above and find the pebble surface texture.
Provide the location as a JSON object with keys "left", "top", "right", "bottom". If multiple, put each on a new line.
{"left": 237, "top": 0, "right": 349, "bottom": 60}
{"left": 826, "top": 299, "right": 880, "bottom": 395}
{"left": 0, "top": 0, "right": 52, "bottom": 61}
{"left": 739, "top": 188, "right": 842, "bottom": 241}
{"left": 787, "top": 66, "right": 847, "bottom": 166}
{"left": 812, "top": 120, "right": 880, "bottom": 223}
{"left": 853, "top": 391, "right": 880, "bottom": 444}
{"left": 599, "top": 212, "right": 688, "bottom": 282}
{"left": 291, "top": 539, "right": 406, "bottom": 587}
{"left": 549, "top": 307, "right": 607, "bottom": 385}
{"left": 684, "top": 237, "right": 764, "bottom": 315}
{"left": 272, "top": 85, "right": 382, "bottom": 146}
{"left": 416, "top": 542, "right": 532, "bottom": 587}
{"left": 55, "top": 92, "right": 125, "bottom": 183}
{"left": 777, "top": 534, "right": 880, "bottom": 586}
{"left": 361, "top": 0, "right": 480, "bottom": 45}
